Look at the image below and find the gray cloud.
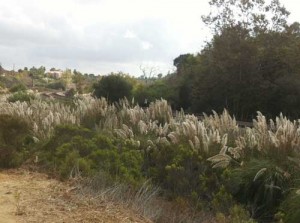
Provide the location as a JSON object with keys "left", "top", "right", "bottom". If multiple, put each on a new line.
{"left": 0, "top": 0, "right": 298, "bottom": 75}
{"left": 0, "top": 0, "right": 207, "bottom": 75}
{"left": 4, "top": 18, "right": 174, "bottom": 64}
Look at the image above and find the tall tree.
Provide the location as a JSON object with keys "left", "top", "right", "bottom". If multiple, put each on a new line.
{"left": 189, "top": 0, "right": 300, "bottom": 120}
{"left": 29, "top": 66, "right": 46, "bottom": 87}
{"left": 93, "top": 74, "right": 133, "bottom": 103}
{"left": 72, "top": 72, "right": 85, "bottom": 94}
{"left": 202, "top": 0, "right": 290, "bottom": 35}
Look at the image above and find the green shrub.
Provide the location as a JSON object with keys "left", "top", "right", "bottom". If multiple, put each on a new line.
{"left": 228, "top": 159, "right": 290, "bottom": 221}
{"left": 93, "top": 74, "right": 133, "bottom": 102}
{"left": 0, "top": 76, "right": 20, "bottom": 88}
{"left": 212, "top": 185, "right": 235, "bottom": 213}
{"left": 133, "top": 80, "right": 175, "bottom": 106}
{"left": 0, "top": 114, "right": 32, "bottom": 167}
{"left": 8, "top": 91, "right": 35, "bottom": 103}
{"left": 46, "top": 81, "right": 66, "bottom": 90}
{"left": 40, "top": 125, "right": 144, "bottom": 184}
{"left": 216, "top": 205, "right": 256, "bottom": 223}
{"left": 280, "top": 191, "right": 300, "bottom": 223}
{"left": 40, "top": 125, "right": 94, "bottom": 164}
{"left": 9, "top": 84, "right": 27, "bottom": 93}
{"left": 144, "top": 143, "right": 220, "bottom": 204}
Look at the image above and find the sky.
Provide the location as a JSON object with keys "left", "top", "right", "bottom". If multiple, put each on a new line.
{"left": 0, "top": 0, "right": 299, "bottom": 76}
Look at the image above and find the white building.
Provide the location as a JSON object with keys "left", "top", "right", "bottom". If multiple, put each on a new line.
{"left": 46, "top": 69, "right": 63, "bottom": 79}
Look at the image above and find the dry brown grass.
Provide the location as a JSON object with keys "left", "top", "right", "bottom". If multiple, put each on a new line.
{"left": 0, "top": 169, "right": 152, "bottom": 223}
{"left": 78, "top": 173, "right": 215, "bottom": 223}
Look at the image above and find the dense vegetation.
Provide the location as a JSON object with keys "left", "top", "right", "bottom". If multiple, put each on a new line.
{"left": 0, "top": 95, "right": 299, "bottom": 222}
{"left": 1, "top": 1, "right": 300, "bottom": 122}
{"left": 124, "top": 0, "right": 300, "bottom": 121}
{"left": 93, "top": 74, "right": 133, "bottom": 102}
{"left": 1, "top": 0, "right": 300, "bottom": 222}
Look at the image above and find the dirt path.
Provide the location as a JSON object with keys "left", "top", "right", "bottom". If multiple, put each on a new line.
{"left": 0, "top": 169, "right": 151, "bottom": 223}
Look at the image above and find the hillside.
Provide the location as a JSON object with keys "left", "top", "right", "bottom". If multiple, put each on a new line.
{"left": 0, "top": 169, "right": 151, "bottom": 223}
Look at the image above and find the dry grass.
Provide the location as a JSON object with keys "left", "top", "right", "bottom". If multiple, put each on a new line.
{"left": 76, "top": 171, "right": 217, "bottom": 223}
{"left": 0, "top": 169, "right": 152, "bottom": 223}
{"left": 78, "top": 173, "right": 161, "bottom": 222}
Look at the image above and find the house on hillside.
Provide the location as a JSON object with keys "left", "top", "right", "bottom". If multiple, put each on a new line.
{"left": 46, "top": 69, "right": 63, "bottom": 79}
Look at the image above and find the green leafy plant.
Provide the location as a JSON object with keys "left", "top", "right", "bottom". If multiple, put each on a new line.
{"left": 40, "top": 125, "right": 144, "bottom": 184}
{"left": 0, "top": 114, "right": 32, "bottom": 168}
{"left": 46, "top": 81, "right": 66, "bottom": 90}
{"left": 93, "top": 74, "right": 133, "bottom": 103}
{"left": 228, "top": 159, "right": 290, "bottom": 221}
{"left": 9, "top": 84, "right": 27, "bottom": 93}
{"left": 8, "top": 91, "right": 35, "bottom": 103}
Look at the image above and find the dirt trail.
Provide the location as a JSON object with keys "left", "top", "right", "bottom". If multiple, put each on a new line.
{"left": 0, "top": 169, "right": 151, "bottom": 223}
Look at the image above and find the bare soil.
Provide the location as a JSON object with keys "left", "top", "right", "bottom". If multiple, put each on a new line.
{"left": 0, "top": 169, "right": 151, "bottom": 223}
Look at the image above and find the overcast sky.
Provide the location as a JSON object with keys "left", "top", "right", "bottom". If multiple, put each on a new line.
{"left": 0, "top": 0, "right": 299, "bottom": 76}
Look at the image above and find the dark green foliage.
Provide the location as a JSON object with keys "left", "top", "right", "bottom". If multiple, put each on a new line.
{"left": 278, "top": 160, "right": 300, "bottom": 223}
{"left": 169, "top": 54, "right": 200, "bottom": 110}
{"left": 29, "top": 66, "right": 46, "bottom": 79}
{"left": 166, "top": 23, "right": 300, "bottom": 120}
{"left": 40, "top": 125, "right": 143, "bottom": 184}
{"left": 89, "top": 144, "right": 143, "bottom": 185}
{"left": 53, "top": 136, "right": 96, "bottom": 178}
{"left": 211, "top": 185, "right": 235, "bottom": 213}
{"left": 9, "top": 84, "right": 27, "bottom": 93}
{"left": 72, "top": 72, "right": 85, "bottom": 93}
{"left": 0, "top": 114, "right": 32, "bottom": 167}
{"left": 280, "top": 191, "right": 300, "bottom": 223}
{"left": 46, "top": 81, "right": 66, "bottom": 90}
{"left": 41, "top": 125, "right": 94, "bottom": 156}
{"left": 0, "top": 75, "right": 22, "bottom": 89}
{"left": 133, "top": 80, "right": 176, "bottom": 107}
{"left": 93, "top": 74, "right": 133, "bottom": 102}
{"left": 222, "top": 205, "right": 257, "bottom": 223}
{"left": 8, "top": 91, "right": 35, "bottom": 103}
{"left": 228, "top": 159, "right": 290, "bottom": 221}
{"left": 165, "top": 0, "right": 300, "bottom": 120}
{"left": 143, "top": 144, "right": 221, "bottom": 205}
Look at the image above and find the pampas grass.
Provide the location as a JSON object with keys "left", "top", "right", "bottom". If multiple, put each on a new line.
{"left": 1, "top": 94, "right": 300, "bottom": 166}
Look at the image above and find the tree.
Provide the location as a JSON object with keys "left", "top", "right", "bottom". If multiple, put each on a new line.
{"left": 93, "top": 74, "right": 133, "bottom": 102}
{"left": 133, "top": 79, "right": 175, "bottom": 107}
{"left": 61, "top": 69, "right": 72, "bottom": 88}
{"left": 139, "top": 64, "right": 159, "bottom": 83}
{"left": 189, "top": 0, "right": 300, "bottom": 120}
{"left": 29, "top": 66, "right": 46, "bottom": 87}
{"left": 72, "top": 72, "right": 85, "bottom": 93}
{"left": 29, "top": 66, "right": 45, "bottom": 77}
{"left": 202, "top": 0, "right": 290, "bottom": 35}
{"left": 191, "top": 25, "right": 261, "bottom": 118}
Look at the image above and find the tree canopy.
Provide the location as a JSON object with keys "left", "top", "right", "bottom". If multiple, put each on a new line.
{"left": 93, "top": 73, "right": 133, "bottom": 103}
{"left": 202, "top": 0, "right": 290, "bottom": 35}
{"left": 166, "top": 0, "right": 300, "bottom": 120}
